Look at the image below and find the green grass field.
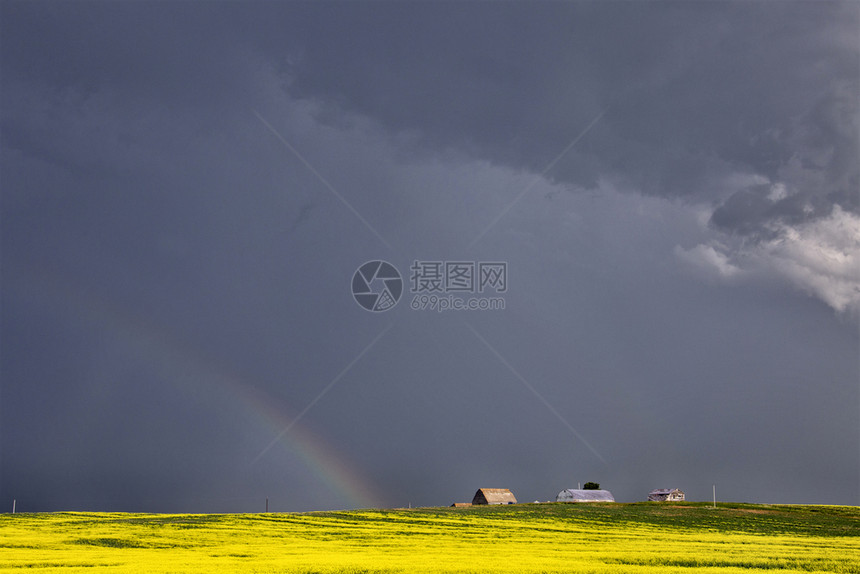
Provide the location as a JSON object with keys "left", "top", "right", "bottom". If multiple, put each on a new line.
{"left": 1, "top": 502, "right": 857, "bottom": 573}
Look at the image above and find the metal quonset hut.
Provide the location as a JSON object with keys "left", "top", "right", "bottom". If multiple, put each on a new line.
{"left": 472, "top": 488, "right": 517, "bottom": 505}
{"left": 555, "top": 489, "right": 615, "bottom": 502}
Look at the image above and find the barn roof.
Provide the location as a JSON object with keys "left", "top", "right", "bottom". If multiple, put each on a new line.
{"left": 649, "top": 488, "right": 683, "bottom": 495}
{"left": 556, "top": 489, "right": 615, "bottom": 502}
{"left": 473, "top": 488, "right": 517, "bottom": 504}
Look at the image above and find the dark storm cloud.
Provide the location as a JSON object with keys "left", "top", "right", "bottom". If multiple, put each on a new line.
{"left": 5, "top": 1, "right": 855, "bottom": 230}
{"left": 2, "top": 0, "right": 857, "bottom": 512}
{"left": 709, "top": 81, "right": 859, "bottom": 236}
{"left": 255, "top": 2, "right": 859, "bottom": 234}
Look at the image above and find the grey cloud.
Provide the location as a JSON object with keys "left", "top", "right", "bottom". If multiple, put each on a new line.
{"left": 274, "top": 3, "right": 857, "bottom": 194}
{"left": 710, "top": 79, "right": 859, "bottom": 237}
{"left": 2, "top": 1, "right": 857, "bottom": 512}
{"left": 709, "top": 185, "right": 781, "bottom": 239}
{"left": 6, "top": 2, "right": 856, "bottom": 227}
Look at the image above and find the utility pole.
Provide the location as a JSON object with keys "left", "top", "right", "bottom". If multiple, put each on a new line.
{"left": 12, "top": 500, "right": 15, "bottom": 514}
{"left": 713, "top": 485, "right": 716, "bottom": 508}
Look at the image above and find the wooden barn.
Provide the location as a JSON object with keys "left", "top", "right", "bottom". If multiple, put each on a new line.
{"left": 648, "top": 488, "right": 685, "bottom": 502}
{"left": 471, "top": 488, "right": 517, "bottom": 505}
{"left": 555, "top": 489, "right": 615, "bottom": 502}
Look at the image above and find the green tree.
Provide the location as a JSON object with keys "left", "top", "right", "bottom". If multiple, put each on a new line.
{"left": 583, "top": 482, "right": 600, "bottom": 490}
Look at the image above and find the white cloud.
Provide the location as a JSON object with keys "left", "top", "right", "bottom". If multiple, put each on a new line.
{"left": 754, "top": 206, "right": 860, "bottom": 315}
{"left": 679, "top": 205, "right": 860, "bottom": 317}
{"left": 767, "top": 183, "right": 788, "bottom": 202}
{"left": 675, "top": 242, "right": 743, "bottom": 281}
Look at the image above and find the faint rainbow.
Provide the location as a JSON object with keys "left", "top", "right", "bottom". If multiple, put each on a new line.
{"left": 11, "top": 263, "right": 384, "bottom": 510}
{"left": 224, "top": 375, "right": 382, "bottom": 510}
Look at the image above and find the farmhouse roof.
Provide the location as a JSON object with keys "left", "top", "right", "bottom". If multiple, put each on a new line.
{"left": 649, "top": 488, "right": 683, "bottom": 495}
{"left": 555, "top": 489, "right": 615, "bottom": 502}
{"left": 648, "top": 488, "right": 685, "bottom": 501}
{"left": 472, "top": 488, "right": 517, "bottom": 505}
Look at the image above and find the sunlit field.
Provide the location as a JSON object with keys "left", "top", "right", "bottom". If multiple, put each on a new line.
{"left": 1, "top": 503, "right": 858, "bottom": 573}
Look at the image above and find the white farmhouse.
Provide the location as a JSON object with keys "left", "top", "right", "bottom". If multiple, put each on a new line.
{"left": 648, "top": 488, "right": 685, "bottom": 502}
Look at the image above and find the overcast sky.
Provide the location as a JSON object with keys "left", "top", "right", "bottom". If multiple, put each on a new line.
{"left": 2, "top": 0, "right": 858, "bottom": 513}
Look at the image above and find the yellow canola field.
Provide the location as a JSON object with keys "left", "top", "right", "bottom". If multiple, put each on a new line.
{"left": 1, "top": 504, "right": 858, "bottom": 573}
